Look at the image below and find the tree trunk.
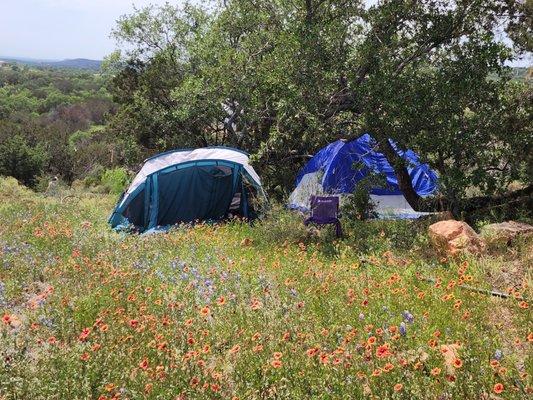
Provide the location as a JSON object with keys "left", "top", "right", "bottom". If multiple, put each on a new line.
{"left": 379, "top": 138, "right": 422, "bottom": 211}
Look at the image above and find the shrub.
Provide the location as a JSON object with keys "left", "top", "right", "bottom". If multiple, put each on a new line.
{"left": 100, "top": 167, "right": 129, "bottom": 195}
{"left": 340, "top": 172, "right": 383, "bottom": 221}
{"left": 0, "top": 176, "right": 33, "bottom": 198}
{"left": 0, "top": 135, "right": 48, "bottom": 187}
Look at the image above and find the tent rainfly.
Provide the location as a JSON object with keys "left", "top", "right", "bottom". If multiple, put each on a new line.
{"left": 109, "top": 147, "right": 266, "bottom": 232}
{"left": 288, "top": 134, "right": 438, "bottom": 219}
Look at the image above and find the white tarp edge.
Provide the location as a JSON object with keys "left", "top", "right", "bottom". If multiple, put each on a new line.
{"left": 123, "top": 148, "right": 262, "bottom": 204}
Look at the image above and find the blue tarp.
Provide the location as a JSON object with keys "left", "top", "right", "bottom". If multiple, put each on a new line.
{"left": 295, "top": 133, "right": 438, "bottom": 196}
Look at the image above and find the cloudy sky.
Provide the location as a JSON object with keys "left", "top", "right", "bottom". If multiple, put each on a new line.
{"left": 0, "top": 0, "right": 530, "bottom": 66}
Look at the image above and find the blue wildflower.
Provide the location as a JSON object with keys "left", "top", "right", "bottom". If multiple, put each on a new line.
{"left": 402, "top": 310, "right": 414, "bottom": 324}
{"left": 400, "top": 322, "right": 407, "bottom": 336}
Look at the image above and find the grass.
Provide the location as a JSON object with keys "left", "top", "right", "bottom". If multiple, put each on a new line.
{"left": 0, "top": 177, "right": 531, "bottom": 399}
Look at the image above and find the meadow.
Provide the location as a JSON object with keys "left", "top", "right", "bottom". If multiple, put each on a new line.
{"left": 0, "top": 177, "right": 531, "bottom": 399}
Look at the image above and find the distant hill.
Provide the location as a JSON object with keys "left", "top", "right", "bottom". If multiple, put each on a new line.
{"left": 0, "top": 56, "right": 102, "bottom": 70}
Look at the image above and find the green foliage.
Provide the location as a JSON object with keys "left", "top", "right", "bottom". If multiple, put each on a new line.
{"left": 108, "top": 0, "right": 531, "bottom": 209}
{"left": 0, "top": 135, "right": 47, "bottom": 186}
{"left": 100, "top": 167, "right": 129, "bottom": 195}
{"left": 341, "top": 170, "right": 385, "bottom": 221}
{"left": 0, "top": 65, "right": 117, "bottom": 183}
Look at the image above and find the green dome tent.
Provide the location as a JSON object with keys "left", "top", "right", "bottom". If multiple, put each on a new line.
{"left": 109, "top": 147, "right": 266, "bottom": 232}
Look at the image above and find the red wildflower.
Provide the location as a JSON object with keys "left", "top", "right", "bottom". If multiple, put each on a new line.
{"left": 139, "top": 358, "right": 149, "bottom": 370}
{"left": 376, "top": 344, "right": 391, "bottom": 358}
{"left": 493, "top": 383, "right": 504, "bottom": 394}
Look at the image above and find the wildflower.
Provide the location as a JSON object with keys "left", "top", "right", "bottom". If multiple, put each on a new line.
{"left": 253, "top": 344, "right": 263, "bottom": 352}
{"left": 139, "top": 358, "right": 149, "bottom": 370}
{"left": 271, "top": 359, "right": 282, "bottom": 368}
{"left": 80, "top": 352, "right": 90, "bottom": 361}
{"left": 252, "top": 332, "right": 261, "bottom": 341}
{"left": 394, "top": 383, "right": 403, "bottom": 392}
{"left": 431, "top": 367, "right": 441, "bottom": 376}
{"left": 273, "top": 352, "right": 283, "bottom": 360}
{"left": 493, "top": 383, "right": 504, "bottom": 394}
{"left": 494, "top": 349, "right": 503, "bottom": 361}
{"left": 2, "top": 314, "right": 11, "bottom": 325}
{"left": 216, "top": 296, "right": 226, "bottom": 306}
{"left": 104, "top": 383, "right": 115, "bottom": 392}
{"left": 250, "top": 299, "right": 263, "bottom": 310}
{"left": 319, "top": 353, "right": 330, "bottom": 365}
{"left": 306, "top": 347, "right": 319, "bottom": 357}
{"left": 367, "top": 336, "right": 377, "bottom": 346}
{"left": 399, "top": 322, "right": 407, "bottom": 337}
{"left": 79, "top": 327, "right": 91, "bottom": 342}
{"left": 99, "top": 324, "right": 109, "bottom": 332}
{"left": 229, "top": 344, "right": 241, "bottom": 354}
{"left": 371, "top": 368, "right": 381, "bottom": 377}
{"left": 519, "top": 301, "right": 529, "bottom": 309}
{"left": 383, "top": 362, "right": 394, "bottom": 372}
{"left": 189, "top": 377, "right": 199, "bottom": 388}
{"left": 376, "top": 344, "right": 391, "bottom": 358}
{"left": 200, "top": 306, "right": 210, "bottom": 317}
{"left": 453, "top": 358, "right": 463, "bottom": 368}
{"left": 528, "top": 333, "right": 533, "bottom": 342}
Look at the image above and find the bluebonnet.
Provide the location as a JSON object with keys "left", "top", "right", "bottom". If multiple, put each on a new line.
{"left": 494, "top": 349, "right": 503, "bottom": 361}
{"left": 402, "top": 310, "right": 414, "bottom": 324}
{"left": 400, "top": 322, "right": 407, "bottom": 336}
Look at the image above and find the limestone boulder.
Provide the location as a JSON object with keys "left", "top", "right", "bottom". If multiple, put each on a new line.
{"left": 481, "top": 221, "right": 533, "bottom": 246}
{"left": 428, "top": 220, "right": 486, "bottom": 256}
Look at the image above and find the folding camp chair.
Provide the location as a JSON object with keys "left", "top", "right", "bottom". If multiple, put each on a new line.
{"left": 304, "top": 195, "right": 342, "bottom": 237}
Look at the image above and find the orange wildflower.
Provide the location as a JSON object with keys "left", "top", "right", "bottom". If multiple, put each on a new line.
{"left": 431, "top": 367, "right": 441, "bottom": 376}
{"left": 493, "top": 383, "right": 504, "bottom": 394}
{"left": 229, "top": 344, "right": 241, "bottom": 354}
{"left": 394, "top": 383, "right": 403, "bottom": 392}
{"left": 271, "top": 359, "right": 282, "bottom": 369}
{"left": 383, "top": 362, "right": 394, "bottom": 372}
{"left": 306, "top": 347, "right": 319, "bottom": 357}
{"left": 376, "top": 344, "right": 391, "bottom": 358}
{"left": 453, "top": 358, "right": 463, "bottom": 368}
{"left": 139, "top": 358, "right": 149, "bottom": 370}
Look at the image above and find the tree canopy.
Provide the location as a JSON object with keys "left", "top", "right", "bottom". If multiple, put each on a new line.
{"left": 107, "top": 0, "right": 530, "bottom": 214}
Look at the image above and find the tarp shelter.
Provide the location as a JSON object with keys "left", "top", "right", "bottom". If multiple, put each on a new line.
{"left": 288, "top": 134, "right": 438, "bottom": 219}
{"left": 109, "top": 147, "right": 266, "bottom": 232}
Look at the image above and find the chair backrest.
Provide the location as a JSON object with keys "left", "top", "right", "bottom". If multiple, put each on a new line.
{"left": 310, "top": 196, "right": 339, "bottom": 219}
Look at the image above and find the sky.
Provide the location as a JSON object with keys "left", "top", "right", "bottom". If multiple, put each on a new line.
{"left": 0, "top": 0, "right": 174, "bottom": 60}
{"left": 0, "top": 0, "right": 530, "bottom": 66}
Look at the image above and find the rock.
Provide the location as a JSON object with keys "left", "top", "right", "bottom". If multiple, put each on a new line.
{"left": 481, "top": 221, "right": 533, "bottom": 246}
{"left": 428, "top": 220, "right": 486, "bottom": 256}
